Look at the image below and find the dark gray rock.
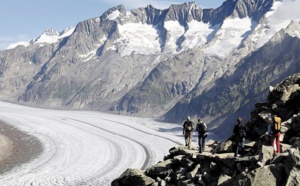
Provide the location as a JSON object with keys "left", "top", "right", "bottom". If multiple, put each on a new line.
{"left": 217, "top": 174, "right": 231, "bottom": 185}
{"left": 145, "top": 159, "right": 176, "bottom": 179}
{"left": 258, "top": 145, "right": 274, "bottom": 165}
{"left": 285, "top": 165, "right": 300, "bottom": 186}
{"left": 113, "top": 71, "right": 300, "bottom": 185}
{"left": 111, "top": 168, "right": 155, "bottom": 186}
{"left": 186, "top": 164, "right": 200, "bottom": 179}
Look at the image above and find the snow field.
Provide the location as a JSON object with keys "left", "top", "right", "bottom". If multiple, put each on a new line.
{"left": 0, "top": 102, "right": 182, "bottom": 185}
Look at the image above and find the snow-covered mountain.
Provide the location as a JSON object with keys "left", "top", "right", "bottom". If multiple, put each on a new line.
{"left": 6, "top": 27, "right": 75, "bottom": 50}
{"left": 0, "top": 0, "right": 300, "bottom": 138}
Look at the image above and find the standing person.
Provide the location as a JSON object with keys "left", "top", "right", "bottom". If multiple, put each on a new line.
{"left": 232, "top": 117, "right": 246, "bottom": 157}
{"left": 267, "top": 114, "right": 273, "bottom": 145}
{"left": 183, "top": 116, "right": 194, "bottom": 149}
{"left": 196, "top": 118, "right": 207, "bottom": 153}
{"left": 272, "top": 115, "right": 281, "bottom": 153}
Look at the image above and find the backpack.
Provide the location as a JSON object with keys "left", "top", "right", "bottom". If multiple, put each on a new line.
{"left": 273, "top": 116, "right": 281, "bottom": 132}
{"left": 238, "top": 124, "right": 246, "bottom": 138}
{"left": 185, "top": 121, "right": 193, "bottom": 132}
{"left": 197, "top": 122, "right": 207, "bottom": 134}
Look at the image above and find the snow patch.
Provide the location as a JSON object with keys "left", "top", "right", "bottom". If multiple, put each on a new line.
{"left": 6, "top": 41, "right": 30, "bottom": 49}
{"left": 114, "top": 22, "right": 161, "bottom": 57}
{"left": 289, "top": 28, "right": 300, "bottom": 38}
{"left": 34, "top": 29, "right": 60, "bottom": 44}
{"left": 58, "top": 27, "right": 75, "bottom": 40}
{"left": 181, "top": 20, "right": 216, "bottom": 50}
{"left": 107, "top": 10, "right": 121, "bottom": 20}
{"left": 203, "top": 17, "right": 253, "bottom": 58}
{"left": 164, "top": 21, "right": 185, "bottom": 52}
{"left": 253, "top": 0, "right": 300, "bottom": 48}
{"left": 79, "top": 49, "right": 97, "bottom": 62}
{"left": 34, "top": 27, "right": 75, "bottom": 44}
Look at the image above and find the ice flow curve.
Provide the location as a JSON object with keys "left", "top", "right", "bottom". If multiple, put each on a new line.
{"left": 0, "top": 102, "right": 182, "bottom": 185}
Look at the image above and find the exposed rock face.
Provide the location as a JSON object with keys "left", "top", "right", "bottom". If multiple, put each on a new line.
{"left": 247, "top": 73, "right": 300, "bottom": 142}
{"left": 111, "top": 168, "right": 155, "bottom": 186}
{"left": 164, "top": 21, "right": 300, "bottom": 138}
{"left": 0, "top": 0, "right": 300, "bottom": 137}
{"left": 112, "top": 73, "right": 300, "bottom": 185}
{"left": 209, "top": 0, "right": 273, "bottom": 25}
{"left": 112, "top": 144, "right": 300, "bottom": 185}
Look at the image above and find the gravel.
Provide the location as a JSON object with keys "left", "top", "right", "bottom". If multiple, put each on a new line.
{"left": 0, "top": 121, "right": 43, "bottom": 174}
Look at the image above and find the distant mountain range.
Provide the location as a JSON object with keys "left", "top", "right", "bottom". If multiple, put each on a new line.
{"left": 0, "top": 0, "right": 300, "bottom": 138}
{"left": 6, "top": 27, "right": 75, "bottom": 49}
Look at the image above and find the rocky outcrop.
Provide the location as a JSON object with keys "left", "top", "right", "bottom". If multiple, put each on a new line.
{"left": 111, "top": 169, "right": 155, "bottom": 186}
{"left": 112, "top": 73, "right": 300, "bottom": 185}
{"left": 247, "top": 73, "right": 300, "bottom": 143}
{"left": 112, "top": 143, "right": 300, "bottom": 185}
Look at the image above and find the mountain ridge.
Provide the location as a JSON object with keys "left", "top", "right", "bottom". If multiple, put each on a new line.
{"left": 0, "top": 0, "right": 300, "bottom": 138}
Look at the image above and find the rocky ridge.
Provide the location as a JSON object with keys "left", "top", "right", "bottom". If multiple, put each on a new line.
{"left": 112, "top": 73, "right": 300, "bottom": 186}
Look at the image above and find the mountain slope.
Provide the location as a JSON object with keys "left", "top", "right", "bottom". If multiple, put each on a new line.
{"left": 0, "top": 0, "right": 300, "bottom": 138}
{"left": 163, "top": 21, "right": 300, "bottom": 138}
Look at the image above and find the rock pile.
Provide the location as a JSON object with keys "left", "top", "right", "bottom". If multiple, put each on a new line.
{"left": 112, "top": 73, "right": 300, "bottom": 186}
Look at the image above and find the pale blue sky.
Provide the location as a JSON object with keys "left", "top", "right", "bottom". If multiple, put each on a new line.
{"left": 0, "top": 0, "right": 226, "bottom": 50}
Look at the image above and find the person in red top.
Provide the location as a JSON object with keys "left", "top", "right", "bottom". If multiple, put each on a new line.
{"left": 272, "top": 115, "right": 282, "bottom": 153}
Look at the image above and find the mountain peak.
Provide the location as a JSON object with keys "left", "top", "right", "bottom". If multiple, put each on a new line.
{"left": 42, "top": 28, "right": 59, "bottom": 37}
{"left": 29, "top": 27, "right": 74, "bottom": 46}
{"left": 164, "top": 2, "right": 203, "bottom": 23}
{"left": 103, "top": 4, "right": 126, "bottom": 20}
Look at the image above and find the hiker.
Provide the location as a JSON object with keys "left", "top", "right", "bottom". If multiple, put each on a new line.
{"left": 196, "top": 118, "right": 207, "bottom": 153}
{"left": 272, "top": 115, "right": 281, "bottom": 153}
{"left": 183, "top": 116, "right": 194, "bottom": 148}
{"left": 267, "top": 114, "right": 273, "bottom": 145}
{"left": 232, "top": 117, "right": 246, "bottom": 157}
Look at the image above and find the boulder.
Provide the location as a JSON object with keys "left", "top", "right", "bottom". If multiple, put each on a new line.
{"left": 224, "top": 164, "right": 286, "bottom": 186}
{"left": 217, "top": 174, "right": 231, "bottom": 185}
{"left": 248, "top": 164, "right": 287, "bottom": 186}
{"left": 271, "top": 152, "right": 289, "bottom": 164}
{"left": 186, "top": 164, "right": 200, "bottom": 179}
{"left": 258, "top": 145, "right": 274, "bottom": 165}
{"left": 290, "top": 137, "right": 300, "bottom": 149}
{"left": 196, "top": 175, "right": 206, "bottom": 186}
{"left": 285, "top": 165, "right": 300, "bottom": 186}
{"left": 145, "top": 159, "right": 175, "bottom": 178}
{"left": 111, "top": 168, "right": 155, "bottom": 186}
{"left": 177, "top": 179, "right": 194, "bottom": 186}
{"left": 202, "top": 171, "right": 211, "bottom": 184}
{"left": 173, "top": 154, "right": 186, "bottom": 161}
{"left": 216, "top": 157, "right": 236, "bottom": 170}
{"left": 283, "top": 148, "right": 300, "bottom": 171}
{"left": 281, "top": 143, "right": 291, "bottom": 153}
{"left": 214, "top": 141, "right": 233, "bottom": 153}
{"left": 206, "top": 140, "right": 218, "bottom": 146}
